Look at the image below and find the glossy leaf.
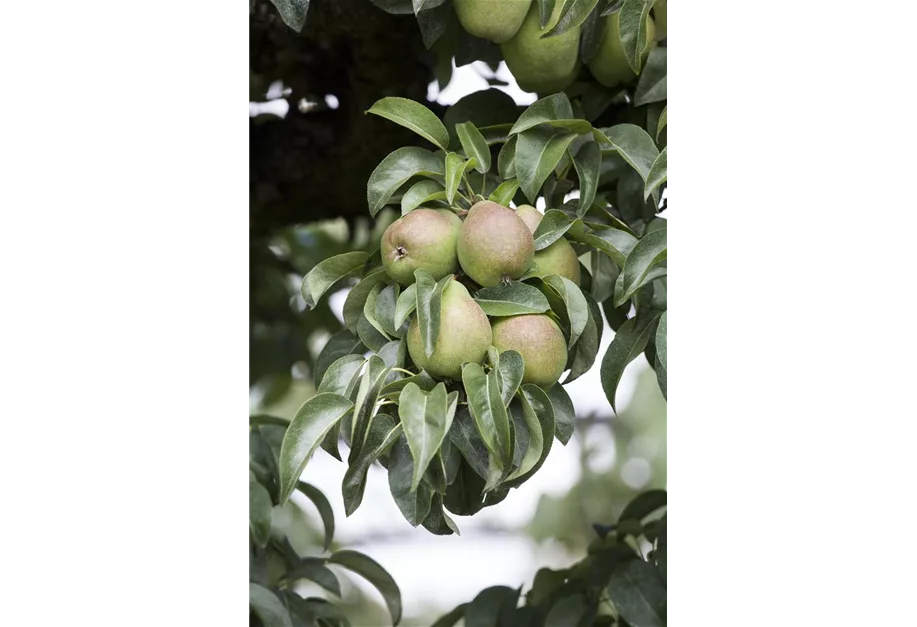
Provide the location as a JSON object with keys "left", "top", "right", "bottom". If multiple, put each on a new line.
{"left": 249, "top": 583, "right": 293, "bottom": 627}
{"left": 600, "top": 312, "right": 661, "bottom": 412}
{"left": 544, "top": 274, "right": 588, "bottom": 347}
{"left": 363, "top": 284, "right": 394, "bottom": 341}
{"left": 367, "top": 97, "right": 450, "bottom": 151}
{"left": 516, "top": 128, "right": 579, "bottom": 202}
{"left": 572, "top": 142, "right": 601, "bottom": 217}
{"left": 448, "top": 407, "right": 493, "bottom": 481}
{"left": 279, "top": 393, "right": 354, "bottom": 503}
{"left": 578, "top": 227, "right": 638, "bottom": 267}
{"left": 328, "top": 550, "right": 403, "bottom": 626}
{"left": 616, "top": 228, "right": 666, "bottom": 306}
{"left": 655, "top": 311, "right": 667, "bottom": 399}
{"left": 301, "top": 251, "right": 368, "bottom": 310}
{"left": 496, "top": 350, "right": 525, "bottom": 406}
{"left": 399, "top": 383, "right": 456, "bottom": 491}
{"left": 564, "top": 292, "right": 603, "bottom": 383}
{"left": 348, "top": 355, "right": 391, "bottom": 463}
{"left": 249, "top": 414, "right": 290, "bottom": 428}
{"left": 343, "top": 267, "right": 389, "bottom": 333}
{"left": 456, "top": 122, "right": 492, "bottom": 174}
{"left": 284, "top": 558, "right": 341, "bottom": 597}
{"left": 413, "top": 0, "right": 449, "bottom": 12}
{"left": 415, "top": 270, "right": 449, "bottom": 359}
{"left": 498, "top": 135, "right": 517, "bottom": 179}
{"left": 644, "top": 147, "right": 666, "bottom": 200}
{"left": 462, "top": 362, "right": 512, "bottom": 466}
{"left": 656, "top": 515, "right": 667, "bottom": 583}
{"left": 249, "top": 475, "right": 272, "bottom": 548}
{"left": 601, "top": 0, "right": 625, "bottom": 15}
{"left": 342, "top": 413, "right": 402, "bottom": 516}
{"left": 505, "top": 385, "right": 554, "bottom": 484}
{"left": 380, "top": 369, "right": 437, "bottom": 400}
{"left": 619, "top": 0, "right": 654, "bottom": 73}
{"left": 465, "top": 586, "right": 520, "bottom": 627}
{"left": 590, "top": 249, "right": 617, "bottom": 303}
{"left": 541, "top": 0, "right": 601, "bottom": 39}
{"left": 314, "top": 329, "right": 364, "bottom": 388}
{"left": 489, "top": 179, "right": 521, "bottom": 206}
{"left": 579, "top": 2, "right": 607, "bottom": 63}
{"left": 388, "top": 435, "right": 434, "bottom": 525}
{"left": 445, "top": 152, "right": 471, "bottom": 205}
{"left": 545, "top": 593, "right": 591, "bottom": 627}
{"left": 634, "top": 46, "right": 667, "bottom": 106}
{"left": 370, "top": 0, "right": 414, "bottom": 14}
{"left": 401, "top": 180, "right": 448, "bottom": 215}
{"left": 375, "top": 284, "right": 401, "bottom": 337}
{"left": 367, "top": 147, "right": 444, "bottom": 216}
{"left": 620, "top": 489, "right": 667, "bottom": 523}
{"left": 532, "top": 209, "right": 576, "bottom": 250}
{"left": 608, "top": 559, "right": 666, "bottom": 627}
{"left": 317, "top": 354, "right": 365, "bottom": 398}
{"left": 473, "top": 282, "right": 551, "bottom": 316}
{"left": 547, "top": 383, "right": 576, "bottom": 444}
{"left": 394, "top": 283, "right": 417, "bottom": 330}
{"left": 656, "top": 105, "right": 667, "bottom": 141}
{"left": 599, "top": 124, "right": 659, "bottom": 181}
{"left": 537, "top": 0, "right": 557, "bottom": 29}
{"left": 296, "top": 482, "right": 336, "bottom": 551}
{"left": 268, "top": 0, "right": 310, "bottom": 32}
{"left": 421, "top": 493, "right": 461, "bottom": 536}
{"left": 358, "top": 312, "right": 390, "bottom": 352}
{"left": 509, "top": 93, "right": 575, "bottom": 135}
{"left": 416, "top": 0, "right": 451, "bottom": 48}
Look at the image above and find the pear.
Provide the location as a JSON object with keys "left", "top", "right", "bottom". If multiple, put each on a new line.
{"left": 407, "top": 280, "right": 493, "bottom": 379}
{"left": 491, "top": 314, "right": 567, "bottom": 388}
{"left": 500, "top": 0, "right": 581, "bottom": 94}
{"left": 453, "top": 0, "right": 532, "bottom": 44}
{"left": 588, "top": 11, "right": 656, "bottom": 88}
{"left": 457, "top": 200, "right": 534, "bottom": 287}
{"left": 515, "top": 205, "right": 581, "bottom": 285}
{"left": 381, "top": 208, "right": 461, "bottom": 286}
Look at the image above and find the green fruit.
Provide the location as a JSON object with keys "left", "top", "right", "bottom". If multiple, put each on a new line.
{"left": 407, "top": 280, "right": 493, "bottom": 379}
{"left": 457, "top": 200, "right": 534, "bottom": 287}
{"left": 516, "top": 205, "right": 581, "bottom": 285}
{"left": 491, "top": 314, "right": 567, "bottom": 388}
{"left": 454, "top": 0, "right": 532, "bottom": 44}
{"left": 500, "top": 0, "right": 581, "bottom": 94}
{"left": 653, "top": 0, "right": 667, "bottom": 41}
{"left": 588, "top": 11, "right": 656, "bottom": 88}
{"left": 381, "top": 209, "right": 461, "bottom": 286}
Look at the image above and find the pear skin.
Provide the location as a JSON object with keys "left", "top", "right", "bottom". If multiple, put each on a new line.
{"left": 381, "top": 209, "right": 461, "bottom": 286}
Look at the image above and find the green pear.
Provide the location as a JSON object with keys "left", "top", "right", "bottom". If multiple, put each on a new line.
{"left": 500, "top": 0, "right": 581, "bottom": 94}
{"left": 381, "top": 208, "right": 461, "bottom": 286}
{"left": 491, "top": 314, "right": 567, "bottom": 388}
{"left": 653, "top": 0, "right": 667, "bottom": 41}
{"left": 454, "top": 0, "right": 533, "bottom": 44}
{"left": 588, "top": 11, "right": 656, "bottom": 88}
{"left": 407, "top": 280, "right": 493, "bottom": 379}
{"left": 457, "top": 200, "right": 534, "bottom": 287}
{"left": 515, "top": 205, "right": 581, "bottom": 285}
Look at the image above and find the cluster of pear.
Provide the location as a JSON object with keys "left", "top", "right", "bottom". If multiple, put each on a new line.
{"left": 453, "top": 0, "right": 666, "bottom": 93}
{"left": 381, "top": 201, "right": 580, "bottom": 388}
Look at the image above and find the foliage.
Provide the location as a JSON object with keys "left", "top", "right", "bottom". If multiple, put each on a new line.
{"left": 433, "top": 490, "right": 667, "bottom": 626}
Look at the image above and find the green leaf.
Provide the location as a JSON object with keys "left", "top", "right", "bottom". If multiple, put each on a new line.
{"left": 445, "top": 152, "right": 476, "bottom": 205}
{"left": 348, "top": 355, "right": 391, "bottom": 463}
{"left": 415, "top": 270, "right": 449, "bottom": 359}
{"left": 268, "top": 0, "right": 310, "bottom": 32}
{"left": 616, "top": 227, "right": 666, "bottom": 306}
{"left": 363, "top": 284, "right": 394, "bottom": 341}
{"left": 456, "top": 122, "right": 492, "bottom": 174}
{"left": 564, "top": 292, "right": 602, "bottom": 383}
{"left": 505, "top": 384, "right": 554, "bottom": 484}
{"left": 532, "top": 209, "right": 576, "bottom": 250}
{"left": 301, "top": 251, "right": 369, "bottom": 309}
{"left": 599, "top": 123, "right": 659, "bottom": 182}
{"left": 462, "top": 362, "right": 512, "bottom": 467}
{"left": 295, "top": 482, "right": 336, "bottom": 551}
{"left": 413, "top": 0, "right": 448, "bottom": 12}
{"left": 465, "top": 586, "right": 520, "bottom": 627}
{"left": 342, "top": 413, "right": 402, "bottom": 516}
{"left": 579, "top": 2, "right": 607, "bottom": 63}
{"left": 496, "top": 350, "right": 525, "bottom": 406}
{"left": 380, "top": 369, "right": 437, "bottom": 400}
{"left": 328, "top": 549, "right": 403, "bottom": 626}
{"left": 249, "top": 583, "right": 293, "bottom": 627}
{"left": 431, "top": 603, "right": 468, "bottom": 627}
{"left": 510, "top": 93, "right": 575, "bottom": 135}
{"left": 620, "top": 489, "right": 667, "bottom": 523}
{"left": 547, "top": 383, "right": 576, "bottom": 444}
{"left": 343, "top": 267, "right": 389, "bottom": 333}
{"left": 375, "top": 284, "right": 401, "bottom": 337}
{"left": 656, "top": 105, "right": 667, "bottom": 141}
{"left": 541, "top": 0, "right": 601, "bottom": 39}
{"left": 488, "top": 179, "right": 521, "bottom": 206}
{"left": 314, "top": 329, "right": 364, "bottom": 389}
{"left": 284, "top": 558, "right": 341, "bottom": 597}
{"left": 545, "top": 593, "right": 591, "bottom": 627}
{"left": 317, "top": 355, "right": 365, "bottom": 398}
{"left": 399, "top": 382, "right": 456, "bottom": 492}
{"left": 448, "top": 407, "right": 493, "bottom": 481}
{"left": 537, "top": 0, "right": 557, "bottom": 29}
{"left": 607, "top": 559, "right": 666, "bottom": 627}
{"left": 416, "top": 0, "right": 451, "bottom": 49}
{"left": 279, "top": 393, "right": 354, "bottom": 503}
{"left": 473, "top": 282, "right": 551, "bottom": 316}
{"left": 600, "top": 312, "right": 661, "bottom": 412}
{"left": 388, "top": 435, "right": 435, "bottom": 525}
{"left": 589, "top": 249, "right": 617, "bottom": 303}
{"left": 572, "top": 142, "right": 601, "bottom": 217}
{"left": 393, "top": 283, "right": 417, "bottom": 330}
{"left": 618, "top": 0, "right": 654, "bottom": 74}
{"left": 370, "top": 0, "right": 415, "bottom": 13}
{"left": 643, "top": 147, "right": 666, "bottom": 200}
{"left": 498, "top": 134, "right": 517, "bottom": 179}
{"left": 401, "top": 180, "right": 448, "bottom": 215}
{"left": 249, "top": 414, "right": 290, "bottom": 428}
{"left": 421, "top": 492, "right": 461, "bottom": 536}
{"left": 577, "top": 227, "right": 638, "bottom": 267}
{"left": 367, "top": 97, "right": 450, "bottom": 150}
{"left": 601, "top": 0, "right": 625, "bottom": 15}
{"left": 655, "top": 311, "right": 666, "bottom": 399}
{"left": 656, "top": 515, "right": 667, "bottom": 583}
{"left": 516, "top": 128, "right": 579, "bottom": 203}
{"left": 249, "top": 475, "right": 272, "bottom": 548}
{"left": 634, "top": 46, "right": 667, "bottom": 106}
{"left": 367, "top": 147, "right": 444, "bottom": 217}
{"left": 544, "top": 274, "right": 589, "bottom": 347}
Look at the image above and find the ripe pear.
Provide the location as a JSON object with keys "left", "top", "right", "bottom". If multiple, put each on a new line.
{"left": 407, "top": 280, "right": 493, "bottom": 379}
{"left": 381, "top": 208, "right": 461, "bottom": 286}
{"left": 588, "top": 11, "right": 656, "bottom": 88}
{"left": 516, "top": 205, "right": 581, "bottom": 285}
{"left": 454, "top": 0, "right": 532, "bottom": 44}
{"left": 500, "top": 0, "right": 581, "bottom": 94}
{"left": 457, "top": 200, "right": 534, "bottom": 287}
{"left": 491, "top": 314, "right": 567, "bottom": 388}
